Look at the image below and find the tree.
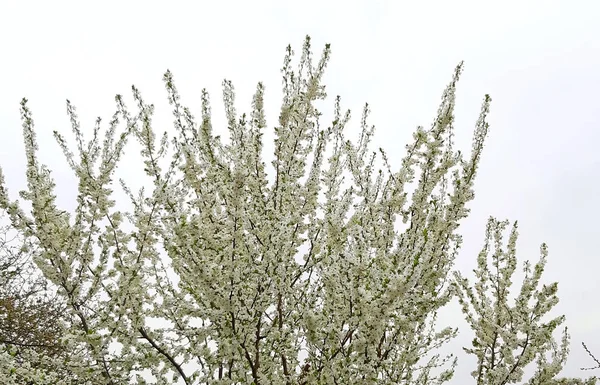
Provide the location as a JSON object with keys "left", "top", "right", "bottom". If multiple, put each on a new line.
{"left": 0, "top": 214, "right": 84, "bottom": 384}
{"left": 454, "top": 218, "right": 595, "bottom": 385}
{"left": 0, "top": 36, "right": 594, "bottom": 384}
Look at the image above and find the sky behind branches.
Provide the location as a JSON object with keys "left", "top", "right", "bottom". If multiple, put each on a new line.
{"left": 1, "top": 0, "right": 599, "bottom": 382}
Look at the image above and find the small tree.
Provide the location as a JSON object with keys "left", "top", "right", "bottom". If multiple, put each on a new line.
{"left": 0, "top": 215, "right": 84, "bottom": 384}
{"left": 0, "top": 36, "right": 594, "bottom": 384}
{"left": 453, "top": 217, "right": 596, "bottom": 385}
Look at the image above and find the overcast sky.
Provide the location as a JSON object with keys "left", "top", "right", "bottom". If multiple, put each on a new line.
{"left": 1, "top": 0, "right": 599, "bottom": 383}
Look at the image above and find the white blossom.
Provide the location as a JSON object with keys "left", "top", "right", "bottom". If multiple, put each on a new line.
{"left": 0, "top": 36, "right": 595, "bottom": 385}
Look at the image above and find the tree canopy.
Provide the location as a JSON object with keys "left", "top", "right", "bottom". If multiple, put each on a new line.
{"left": 0, "top": 36, "right": 595, "bottom": 385}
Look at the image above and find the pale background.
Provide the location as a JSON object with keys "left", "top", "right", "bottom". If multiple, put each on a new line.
{"left": 0, "top": 0, "right": 598, "bottom": 383}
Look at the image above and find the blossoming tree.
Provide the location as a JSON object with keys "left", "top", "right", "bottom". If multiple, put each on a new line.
{"left": 0, "top": 36, "right": 594, "bottom": 385}
{"left": 0, "top": 215, "right": 79, "bottom": 383}
{"left": 454, "top": 218, "right": 595, "bottom": 385}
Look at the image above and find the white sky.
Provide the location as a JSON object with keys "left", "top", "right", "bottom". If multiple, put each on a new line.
{"left": 1, "top": 0, "right": 599, "bottom": 383}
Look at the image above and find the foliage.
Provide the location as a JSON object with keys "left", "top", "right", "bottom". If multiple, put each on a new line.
{"left": 0, "top": 217, "right": 84, "bottom": 384}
